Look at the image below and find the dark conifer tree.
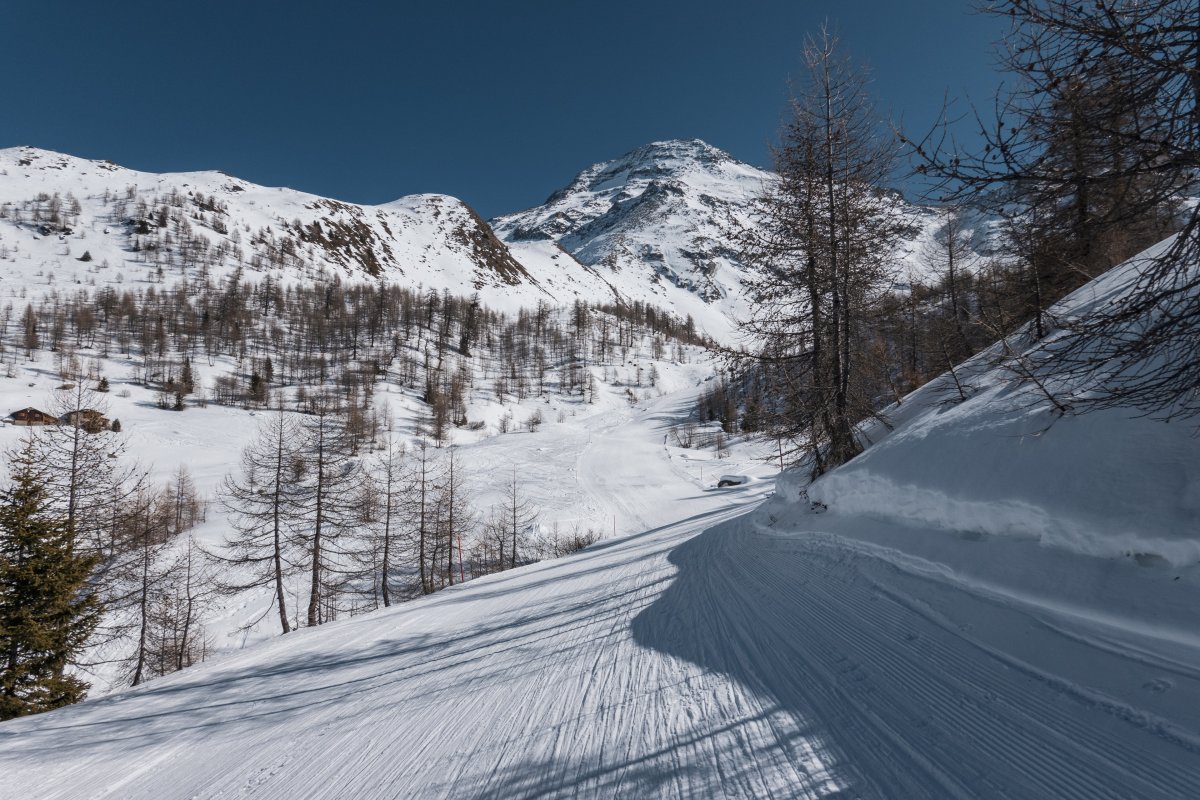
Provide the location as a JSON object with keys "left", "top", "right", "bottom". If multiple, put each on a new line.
{"left": 0, "top": 438, "right": 102, "bottom": 719}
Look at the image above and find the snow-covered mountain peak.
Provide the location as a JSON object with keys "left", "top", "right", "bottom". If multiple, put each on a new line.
{"left": 0, "top": 145, "right": 768, "bottom": 334}
{"left": 489, "top": 139, "right": 775, "bottom": 339}
{"left": 491, "top": 137, "right": 993, "bottom": 342}
{"left": 547, "top": 138, "right": 743, "bottom": 201}
{"left": 2, "top": 145, "right": 118, "bottom": 173}
{"left": 538, "top": 138, "right": 763, "bottom": 208}
{"left": 619, "top": 137, "right": 733, "bottom": 166}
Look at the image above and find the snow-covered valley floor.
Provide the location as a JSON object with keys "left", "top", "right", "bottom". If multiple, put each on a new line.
{"left": 2, "top": 386, "right": 1199, "bottom": 799}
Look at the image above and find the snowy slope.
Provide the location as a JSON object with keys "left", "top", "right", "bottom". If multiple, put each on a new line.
{"left": 0, "top": 143, "right": 761, "bottom": 340}
{"left": 0, "top": 144, "right": 748, "bottom": 334}
{"left": 1, "top": 142, "right": 774, "bottom": 696}
{"left": 0, "top": 303, "right": 728, "bottom": 694}
{"left": 3, "top": 383, "right": 1199, "bottom": 799}
{"left": 788, "top": 237, "right": 1200, "bottom": 567}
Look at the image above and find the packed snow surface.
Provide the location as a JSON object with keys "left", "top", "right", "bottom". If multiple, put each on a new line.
{"left": 2, "top": 384, "right": 1198, "bottom": 799}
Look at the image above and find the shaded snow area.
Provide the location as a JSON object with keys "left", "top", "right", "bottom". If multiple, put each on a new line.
{"left": 0, "top": 391, "right": 799, "bottom": 800}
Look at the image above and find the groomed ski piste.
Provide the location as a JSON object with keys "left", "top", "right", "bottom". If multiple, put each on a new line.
{"left": 2, "top": 250, "right": 1200, "bottom": 798}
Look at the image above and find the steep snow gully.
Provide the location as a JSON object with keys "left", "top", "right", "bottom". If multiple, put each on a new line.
{"left": 2, "top": 391, "right": 1199, "bottom": 799}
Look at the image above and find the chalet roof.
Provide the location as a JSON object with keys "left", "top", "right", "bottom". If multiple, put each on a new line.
{"left": 7, "top": 406, "right": 54, "bottom": 417}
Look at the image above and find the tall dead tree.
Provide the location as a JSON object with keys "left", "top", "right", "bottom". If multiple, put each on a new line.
{"left": 368, "top": 436, "right": 407, "bottom": 607}
{"left": 410, "top": 437, "right": 438, "bottom": 595}
{"left": 219, "top": 411, "right": 304, "bottom": 635}
{"left": 740, "top": 26, "right": 906, "bottom": 476}
{"left": 296, "top": 392, "right": 361, "bottom": 626}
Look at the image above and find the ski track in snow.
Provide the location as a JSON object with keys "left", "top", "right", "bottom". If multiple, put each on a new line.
{"left": 2, "top": 390, "right": 1199, "bottom": 799}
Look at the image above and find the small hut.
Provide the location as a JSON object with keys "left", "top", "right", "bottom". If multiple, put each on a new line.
{"left": 61, "top": 408, "right": 111, "bottom": 433}
{"left": 7, "top": 407, "right": 59, "bottom": 426}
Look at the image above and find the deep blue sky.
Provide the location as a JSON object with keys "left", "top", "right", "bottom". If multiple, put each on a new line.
{"left": 1, "top": 1, "right": 1006, "bottom": 218}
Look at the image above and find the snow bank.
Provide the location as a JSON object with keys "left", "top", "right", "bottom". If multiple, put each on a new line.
{"left": 797, "top": 242, "right": 1200, "bottom": 566}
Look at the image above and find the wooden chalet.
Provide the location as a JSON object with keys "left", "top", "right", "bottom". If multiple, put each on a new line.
{"left": 6, "top": 407, "right": 59, "bottom": 426}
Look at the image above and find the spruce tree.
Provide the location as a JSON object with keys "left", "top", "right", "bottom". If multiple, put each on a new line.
{"left": 0, "top": 438, "right": 101, "bottom": 720}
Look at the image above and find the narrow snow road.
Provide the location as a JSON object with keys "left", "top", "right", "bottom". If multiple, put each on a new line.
{"left": 2, "top": 391, "right": 1198, "bottom": 799}
{"left": 575, "top": 389, "right": 754, "bottom": 535}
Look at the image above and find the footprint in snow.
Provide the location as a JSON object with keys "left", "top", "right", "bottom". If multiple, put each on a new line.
{"left": 1142, "top": 677, "right": 1173, "bottom": 694}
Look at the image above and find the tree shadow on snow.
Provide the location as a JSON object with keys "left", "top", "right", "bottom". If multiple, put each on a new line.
{"left": 626, "top": 516, "right": 884, "bottom": 799}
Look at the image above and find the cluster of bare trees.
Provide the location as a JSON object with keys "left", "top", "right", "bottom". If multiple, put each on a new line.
{"left": 219, "top": 401, "right": 370, "bottom": 632}
{"left": 1, "top": 170, "right": 709, "bottom": 404}
{"left": 2, "top": 368, "right": 608, "bottom": 713}
{"left": 2, "top": 273, "right": 702, "bottom": 439}
{"left": 728, "top": 5, "right": 1200, "bottom": 475}
{"left": 40, "top": 386, "right": 210, "bottom": 688}
{"left": 108, "top": 479, "right": 209, "bottom": 687}
{"left": 0, "top": 213, "right": 702, "bottom": 707}
{"left": 906, "top": 0, "right": 1200, "bottom": 419}
{"left": 220, "top": 406, "right": 556, "bottom": 634}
